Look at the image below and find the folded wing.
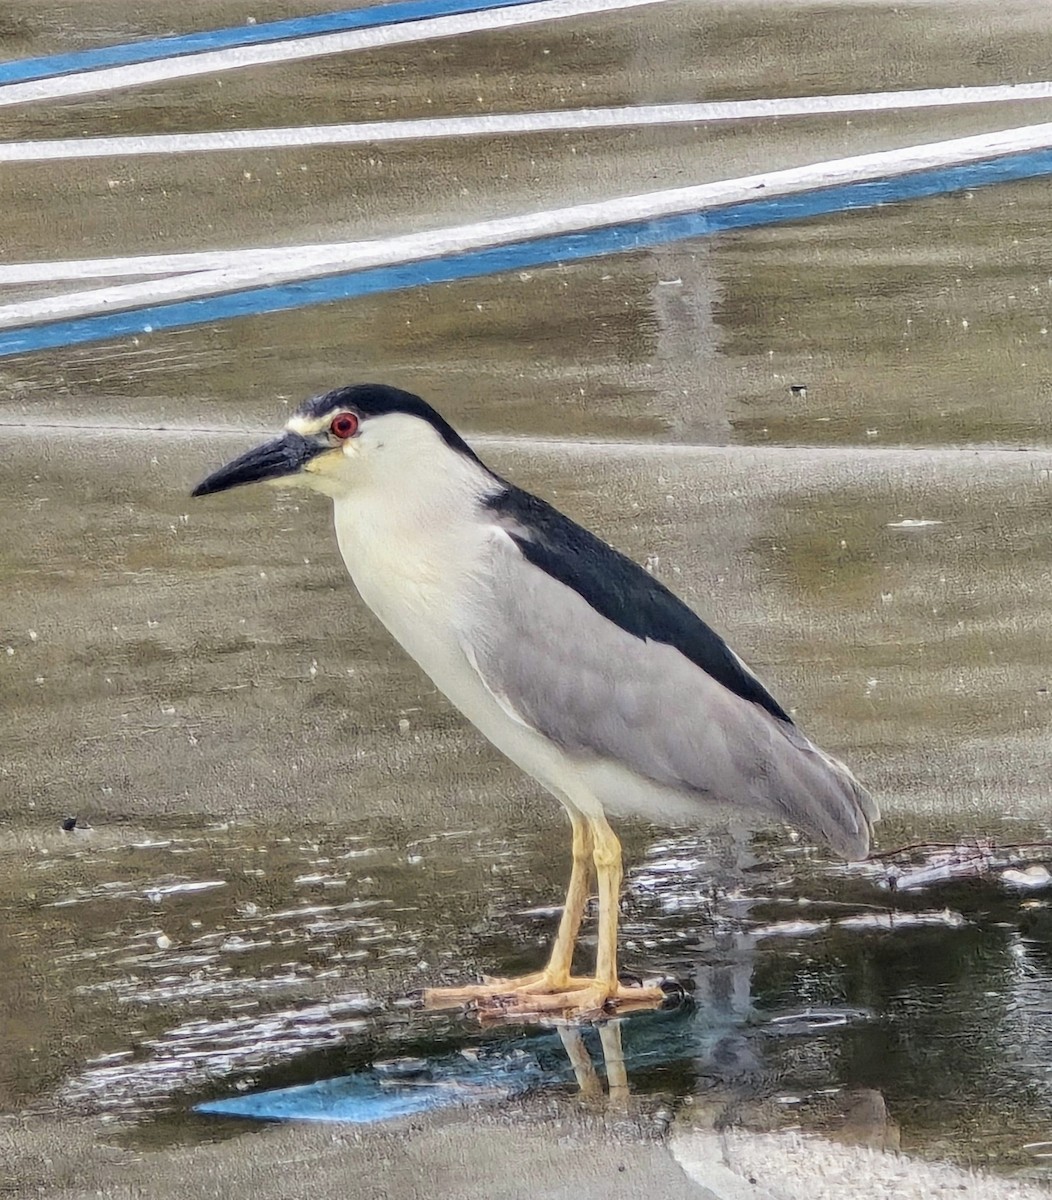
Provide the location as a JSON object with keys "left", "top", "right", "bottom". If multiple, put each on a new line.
{"left": 458, "top": 484, "right": 877, "bottom": 859}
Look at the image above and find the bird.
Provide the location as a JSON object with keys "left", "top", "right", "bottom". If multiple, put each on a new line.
{"left": 192, "top": 383, "right": 878, "bottom": 1018}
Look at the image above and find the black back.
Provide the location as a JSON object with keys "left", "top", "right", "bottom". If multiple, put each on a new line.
{"left": 298, "top": 384, "right": 483, "bottom": 464}
{"left": 486, "top": 483, "right": 793, "bottom": 725}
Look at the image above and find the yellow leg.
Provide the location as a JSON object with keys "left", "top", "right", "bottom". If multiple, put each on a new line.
{"left": 590, "top": 813, "right": 623, "bottom": 993}
{"left": 543, "top": 809, "right": 593, "bottom": 986}
{"left": 470, "top": 815, "right": 663, "bottom": 1017}
{"left": 423, "top": 809, "right": 595, "bottom": 1007}
{"left": 424, "top": 809, "right": 666, "bottom": 1020}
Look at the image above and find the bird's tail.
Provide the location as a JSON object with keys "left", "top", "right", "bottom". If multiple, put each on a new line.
{"left": 775, "top": 723, "right": 879, "bottom": 860}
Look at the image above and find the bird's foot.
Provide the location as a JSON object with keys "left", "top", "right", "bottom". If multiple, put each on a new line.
{"left": 483, "top": 981, "right": 668, "bottom": 1021}
{"left": 422, "top": 974, "right": 668, "bottom": 1021}
{"left": 421, "top": 971, "right": 594, "bottom": 1009}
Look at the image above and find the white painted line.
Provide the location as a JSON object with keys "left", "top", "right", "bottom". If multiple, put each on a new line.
{"left": 0, "top": 0, "right": 662, "bottom": 108}
{"left": 2, "top": 119, "right": 1051, "bottom": 326}
{"left": 5, "top": 82, "right": 1052, "bottom": 164}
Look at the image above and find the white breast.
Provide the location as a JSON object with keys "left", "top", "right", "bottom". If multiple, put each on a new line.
{"left": 329, "top": 489, "right": 581, "bottom": 805}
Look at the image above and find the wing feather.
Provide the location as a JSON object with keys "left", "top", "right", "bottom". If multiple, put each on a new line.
{"left": 457, "top": 486, "right": 877, "bottom": 859}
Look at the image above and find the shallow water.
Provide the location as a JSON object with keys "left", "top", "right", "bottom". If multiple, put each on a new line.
{"left": 4, "top": 811, "right": 1050, "bottom": 1175}
{"left": 3, "top": 0, "right": 1052, "bottom": 1190}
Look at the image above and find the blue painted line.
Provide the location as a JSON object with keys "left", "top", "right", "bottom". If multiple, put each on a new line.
{"left": 0, "top": 0, "right": 545, "bottom": 86}
{"left": 4, "top": 146, "right": 1052, "bottom": 361}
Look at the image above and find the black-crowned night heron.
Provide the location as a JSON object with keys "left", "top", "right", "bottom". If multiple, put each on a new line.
{"left": 193, "top": 383, "right": 877, "bottom": 1018}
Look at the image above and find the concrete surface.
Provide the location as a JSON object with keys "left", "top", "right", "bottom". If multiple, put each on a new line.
{"left": 2, "top": 1, "right": 1051, "bottom": 1197}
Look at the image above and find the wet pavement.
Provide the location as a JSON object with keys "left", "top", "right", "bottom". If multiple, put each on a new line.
{"left": 2, "top": 1, "right": 1052, "bottom": 1197}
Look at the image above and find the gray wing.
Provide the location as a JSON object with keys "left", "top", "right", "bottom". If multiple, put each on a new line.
{"left": 459, "top": 522, "right": 876, "bottom": 860}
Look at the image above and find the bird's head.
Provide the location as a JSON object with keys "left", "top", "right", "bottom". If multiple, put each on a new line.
{"left": 192, "top": 383, "right": 486, "bottom": 502}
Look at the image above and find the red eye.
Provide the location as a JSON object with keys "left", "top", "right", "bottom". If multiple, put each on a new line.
{"left": 330, "top": 412, "right": 359, "bottom": 440}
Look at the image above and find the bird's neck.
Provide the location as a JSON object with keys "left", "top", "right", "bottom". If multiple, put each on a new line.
{"left": 329, "top": 453, "right": 495, "bottom": 627}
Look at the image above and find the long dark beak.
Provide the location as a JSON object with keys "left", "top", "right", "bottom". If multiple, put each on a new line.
{"left": 191, "top": 432, "right": 325, "bottom": 497}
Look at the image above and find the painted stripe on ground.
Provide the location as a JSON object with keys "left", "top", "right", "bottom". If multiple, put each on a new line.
{"left": 2, "top": 144, "right": 1051, "bottom": 359}
{"left": 6, "top": 82, "right": 1052, "bottom": 165}
{"left": 0, "top": 0, "right": 661, "bottom": 108}
{"left": 0, "top": 0, "right": 545, "bottom": 86}
{"left": 2, "top": 120, "right": 1049, "bottom": 301}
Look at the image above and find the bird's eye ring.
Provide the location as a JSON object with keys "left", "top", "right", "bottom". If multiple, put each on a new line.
{"left": 330, "top": 412, "right": 359, "bottom": 440}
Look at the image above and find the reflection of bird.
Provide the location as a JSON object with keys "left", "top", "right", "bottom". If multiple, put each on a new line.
{"left": 193, "top": 384, "right": 877, "bottom": 1018}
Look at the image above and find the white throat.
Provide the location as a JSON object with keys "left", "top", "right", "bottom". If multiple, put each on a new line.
{"left": 327, "top": 413, "right": 498, "bottom": 651}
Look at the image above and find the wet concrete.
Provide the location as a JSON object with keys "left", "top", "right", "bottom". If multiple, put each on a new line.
{"left": 10, "top": 106, "right": 1052, "bottom": 274}
{"left": 3, "top": 433, "right": 1052, "bottom": 833}
{"left": 0, "top": 1, "right": 362, "bottom": 58}
{"left": 2, "top": 429, "right": 1051, "bottom": 1178}
{"left": 4, "top": 0, "right": 1052, "bottom": 123}
{"left": 6, "top": 178, "right": 1052, "bottom": 448}
{"left": 6, "top": 2, "right": 1052, "bottom": 268}
{"left": 2, "top": 1, "right": 1052, "bottom": 1197}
